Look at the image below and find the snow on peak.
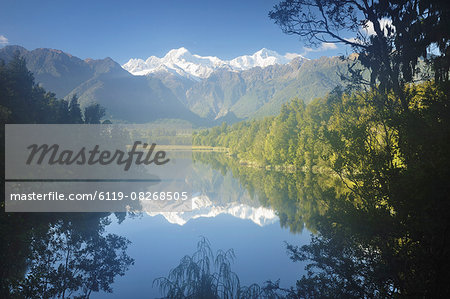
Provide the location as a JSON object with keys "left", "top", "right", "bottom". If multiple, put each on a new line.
{"left": 168, "top": 47, "right": 189, "bottom": 56}
{"left": 229, "top": 48, "right": 295, "bottom": 70}
{"left": 122, "top": 48, "right": 305, "bottom": 79}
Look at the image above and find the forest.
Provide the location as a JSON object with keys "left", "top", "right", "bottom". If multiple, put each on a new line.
{"left": 0, "top": 55, "right": 133, "bottom": 297}
{"left": 191, "top": 0, "right": 450, "bottom": 297}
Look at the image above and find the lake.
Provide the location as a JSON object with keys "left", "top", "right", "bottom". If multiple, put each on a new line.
{"left": 6, "top": 151, "right": 439, "bottom": 298}
{"left": 92, "top": 153, "right": 311, "bottom": 298}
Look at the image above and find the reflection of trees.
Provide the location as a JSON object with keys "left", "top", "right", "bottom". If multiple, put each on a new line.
{"left": 154, "top": 237, "right": 293, "bottom": 299}
{"left": 2, "top": 214, "right": 134, "bottom": 298}
{"left": 154, "top": 237, "right": 240, "bottom": 299}
{"left": 285, "top": 194, "right": 400, "bottom": 298}
{"left": 193, "top": 152, "right": 330, "bottom": 233}
{"left": 286, "top": 231, "right": 395, "bottom": 298}
{"left": 284, "top": 86, "right": 450, "bottom": 297}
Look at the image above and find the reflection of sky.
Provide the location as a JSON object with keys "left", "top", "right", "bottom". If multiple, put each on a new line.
{"left": 92, "top": 213, "right": 311, "bottom": 299}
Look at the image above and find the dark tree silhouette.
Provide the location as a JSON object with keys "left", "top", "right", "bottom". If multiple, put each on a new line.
{"left": 269, "top": 0, "right": 450, "bottom": 109}
{"left": 154, "top": 237, "right": 294, "bottom": 299}
{"left": 84, "top": 103, "right": 106, "bottom": 124}
{"left": 68, "top": 94, "right": 83, "bottom": 124}
{"left": 13, "top": 217, "right": 134, "bottom": 298}
{"left": 1, "top": 54, "right": 125, "bottom": 298}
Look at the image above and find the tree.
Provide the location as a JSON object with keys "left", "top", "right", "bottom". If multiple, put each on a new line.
{"left": 0, "top": 53, "right": 106, "bottom": 125}
{"left": 84, "top": 103, "right": 106, "bottom": 124}
{"left": 269, "top": 0, "right": 450, "bottom": 109}
{"left": 0, "top": 54, "right": 114, "bottom": 297}
{"left": 68, "top": 94, "right": 83, "bottom": 124}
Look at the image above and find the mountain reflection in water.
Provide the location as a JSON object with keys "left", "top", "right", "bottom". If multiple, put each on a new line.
{"left": 145, "top": 195, "right": 278, "bottom": 226}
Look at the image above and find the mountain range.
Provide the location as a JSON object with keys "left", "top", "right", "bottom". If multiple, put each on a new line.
{"left": 122, "top": 47, "right": 303, "bottom": 79}
{"left": 0, "top": 45, "right": 350, "bottom": 125}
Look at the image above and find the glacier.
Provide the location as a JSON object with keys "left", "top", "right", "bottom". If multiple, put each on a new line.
{"left": 122, "top": 47, "right": 305, "bottom": 79}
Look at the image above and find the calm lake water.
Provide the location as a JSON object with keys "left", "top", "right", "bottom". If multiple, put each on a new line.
{"left": 5, "top": 151, "right": 443, "bottom": 297}
{"left": 92, "top": 155, "right": 310, "bottom": 298}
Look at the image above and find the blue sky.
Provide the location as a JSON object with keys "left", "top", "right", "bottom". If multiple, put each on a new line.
{"left": 0, "top": 0, "right": 350, "bottom": 64}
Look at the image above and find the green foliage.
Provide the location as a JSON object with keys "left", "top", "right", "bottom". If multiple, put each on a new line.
{"left": 193, "top": 91, "right": 335, "bottom": 170}
{"left": 269, "top": 0, "right": 450, "bottom": 109}
{"left": 0, "top": 53, "right": 107, "bottom": 125}
{"left": 194, "top": 80, "right": 450, "bottom": 297}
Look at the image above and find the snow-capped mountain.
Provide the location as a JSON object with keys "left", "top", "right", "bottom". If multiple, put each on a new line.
{"left": 145, "top": 195, "right": 278, "bottom": 226}
{"left": 0, "top": 45, "right": 345, "bottom": 123}
{"left": 122, "top": 48, "right": 304, "bottom": 79}
{"left": 229, "top": 48, "right": 296, "bottom": 70}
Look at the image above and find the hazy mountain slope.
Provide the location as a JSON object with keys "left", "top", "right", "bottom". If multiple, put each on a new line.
{"left": 124, "top": 47, "right": 350, "bottom": 121}
{"left": 148, "top": 70, "right": 196, "bottom": 106}
{"left": 0, "top": 45, "right": 202, "bottom": 124}
{"left": 65, "top": 71, "right": 196, "bottom": 123}
{"left": 185, "top": 69, "right": 246, "bottom": 119}
{"left": 180, "top": 56, "right": 348, "bottom": 119}
{"left": 252, "top": 56, "right": 347, "bottom": 118}
{"left": 1, "top": 45, "right": 352, "bottom": 124}
{"left": 0, "top": 45, "right": 95, "bottom": 97}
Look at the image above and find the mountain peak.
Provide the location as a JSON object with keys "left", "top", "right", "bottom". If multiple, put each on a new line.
{"left": 165, "top": 47, "right": 191, "bottom": 59}
{"left": 122, "top": 48, "right": 304, "bottom": 78}
{"left": 255, "top": 48, "right": 278, "bottom": 58}
{"left": 172, "top": 47, "right": 189, "bottom": 54}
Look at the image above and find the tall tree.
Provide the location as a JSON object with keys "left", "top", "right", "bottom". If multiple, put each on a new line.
{"left": 84, "top": 103, "right": 105, "bottom": 124}
{"left": 269, "top": 0, "right": 450, "bottom": 109}
{"left": 68, "top": 94, "right": 83, "bottom": 124}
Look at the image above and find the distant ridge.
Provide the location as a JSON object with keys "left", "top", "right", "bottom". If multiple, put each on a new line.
{"left": 0, "top": 45, "right": 203, "bottom": 124}
{"left": 1, "top": 45, "right": 350, "bottom": 123}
